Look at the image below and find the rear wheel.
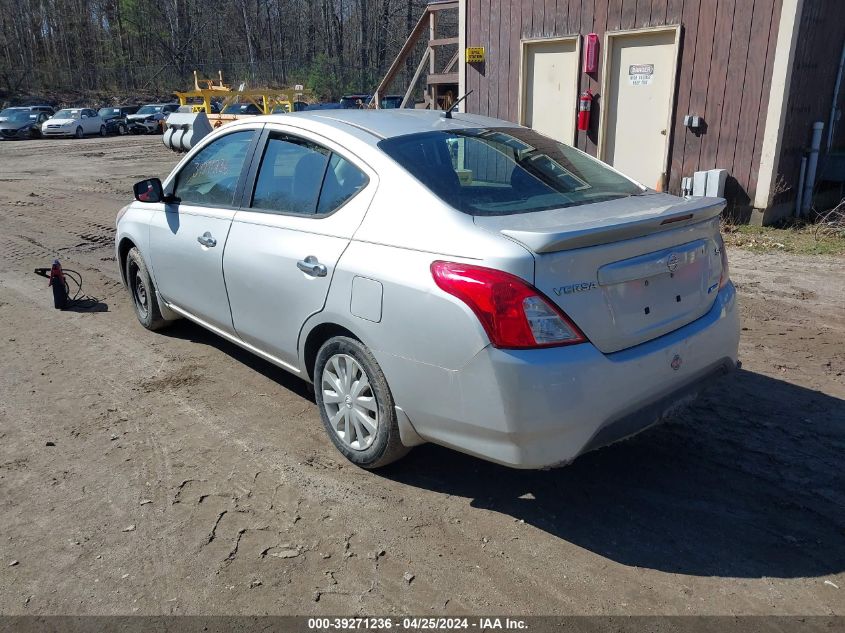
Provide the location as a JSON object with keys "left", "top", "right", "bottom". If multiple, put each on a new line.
{"left": 125, "top": 247, "right": 168, "bottom": 331}
{"left": 118, "top": 123, "right": 127, "bottom": 135}
{"left": 99, "top": 125, "right": 106, "bottom": 137}
{"left": 74, "top": 126, "right": 83, "bottom": 139}
{"left": 314, "top": 336, "right": 409, "bottom": 469}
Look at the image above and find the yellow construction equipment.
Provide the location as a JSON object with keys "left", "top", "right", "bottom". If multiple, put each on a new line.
{"left": 173, "top": 70, "right": 307, "bottom": 128}
{"left": 164, "top": 71, "right": 311, "bottom": 152}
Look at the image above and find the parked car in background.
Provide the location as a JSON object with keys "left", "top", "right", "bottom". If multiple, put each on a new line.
{"left": 0, "top": 105, "right": 54, "bottom": 124}
{"left": 378, "top": 95, "right": 404, "bottom": 109}
{"left": 339, "top": 94, "right": 372, "bottom": 109}
{"left": 116, "top": 110, "right": 739, "bottom": 470}
{"left": 221, "top": 102, "right": 263, "bottom": 116}
{"left": 0, "top": 110, "right": 50, "bottom": 140}
{"left": 98, "top": 106, "right": 139, "bottom": 135}
{"left": 127, "top": 103, "right": 179, "bottom": 134}
{"left": 304, "top": 102, "right": 341, "bottom": 111}
{"left": 26, "top": 105, "right": 55, "bottom": 116}
{"left": 41, "top": 108, "right": 105, "bottom": 138}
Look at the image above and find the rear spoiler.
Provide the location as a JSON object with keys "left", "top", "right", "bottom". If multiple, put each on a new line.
{"left": 501, "top": 197, "right": 726, "bottom": 253}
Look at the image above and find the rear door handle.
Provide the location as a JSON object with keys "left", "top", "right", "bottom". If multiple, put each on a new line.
{"left": 197, "top": 232, "right": 217, "bottom": 248}
{"left": 297, "top": 255, "right": 327, "bottom": 277}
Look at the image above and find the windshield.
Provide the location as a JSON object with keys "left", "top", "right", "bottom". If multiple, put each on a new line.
{"left": 99, "top": 108, "right": 121, "bottom": 117}
{"left": 0, "top": 108, "right": 27, "bottom": 118}
{"left": 53, "top": 109, "right": 81, "bottom": 119}
{"left": 378, "top": 127, "right": 644, "bottom": 216}
{"left": 5, "top": 111, "right": 35, "bottom": 123}
{"left": 137, "top": 105, "right": 162, "bottom": 115}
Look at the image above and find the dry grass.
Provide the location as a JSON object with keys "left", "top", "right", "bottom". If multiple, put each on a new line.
{"left": 721, "top": 198, "right": 845, "bottom": 256}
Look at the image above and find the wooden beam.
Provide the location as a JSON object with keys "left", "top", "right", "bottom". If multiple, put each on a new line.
{"left": 402, "top": 48, "right": 431, "bottom": 108}
{"left": 427, "top": 72, "right": 459, "bottom": 85}
{"left": 427, "top": 1, "right": 459, "bottom": 11}
{"left": 443, "top": 50, "right": 459, "bottom": 73}
{"left": 429, "top": 37, "right": 459, "bottom": 47}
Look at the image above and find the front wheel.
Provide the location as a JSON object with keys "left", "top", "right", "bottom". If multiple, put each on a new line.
{"left": 125, "top": 247, "right": 168, "bottom": 331}
{"left": 314, "top": 336, "right": 409, "bottom": 469}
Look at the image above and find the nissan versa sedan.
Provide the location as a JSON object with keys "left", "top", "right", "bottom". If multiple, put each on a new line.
{"left": 115, "top": 110, "right": 739, "bottom": 469}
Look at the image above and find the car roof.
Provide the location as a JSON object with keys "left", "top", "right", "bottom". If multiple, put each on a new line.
{"left": 256, "top": 109, "right": 520, "bottom": 142}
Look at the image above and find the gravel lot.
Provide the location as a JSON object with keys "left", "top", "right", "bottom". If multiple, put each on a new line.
{"left": 0, "top": 135, "right": 843, "bottom": 615}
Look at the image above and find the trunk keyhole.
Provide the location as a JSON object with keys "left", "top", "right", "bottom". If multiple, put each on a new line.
{"left": 676, "top": 295, "right": 681, "bottom": 302}
{"left": 644, "top": 307, "right": 651, "bottom": 315}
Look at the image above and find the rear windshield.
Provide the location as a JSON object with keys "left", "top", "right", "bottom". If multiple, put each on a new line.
{"left": 378, "top": 127, "right": 643, "bottom": 216}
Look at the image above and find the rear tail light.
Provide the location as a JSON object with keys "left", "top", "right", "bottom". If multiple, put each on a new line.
{"left": 430, "top": 261, "right": 586, "bottom": 349}
{"left": 717, "top": 234, "right": 730, "bottom": 289}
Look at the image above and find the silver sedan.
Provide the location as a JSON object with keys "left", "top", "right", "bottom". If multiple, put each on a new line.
{"left": 116, "top": 110, "right": 739, "bottom": 469}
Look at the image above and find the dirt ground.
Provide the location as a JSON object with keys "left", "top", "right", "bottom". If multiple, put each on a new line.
{"left": 0, "top": 136, "right": 843, "bottom": 616}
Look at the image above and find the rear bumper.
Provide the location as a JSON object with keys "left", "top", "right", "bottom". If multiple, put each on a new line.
{"left": 378, "top": 282, "right": 740, "bottom": 468}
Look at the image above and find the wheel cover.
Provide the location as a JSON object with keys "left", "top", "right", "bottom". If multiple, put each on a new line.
{"left": 321, "top": 353, "right": 379, "bottom": 451}
{"left": 130, "top": 263, "right": 148, "bottom": 318}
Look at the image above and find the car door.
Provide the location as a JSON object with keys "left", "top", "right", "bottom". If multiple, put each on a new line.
{"left": 223, "top": 126, "right": 377, "bottom": 370}
{"left": 148, "top": 127, "right": 261, "bottom": 333}
{"left": 83, "top": 109, "right": 98, "bottom": 134}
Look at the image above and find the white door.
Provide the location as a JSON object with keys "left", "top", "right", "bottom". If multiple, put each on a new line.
{"left": 521, "top": 38, "right": 580, "bottom": 145}
{"left": 223, "top": 128, "right": 376, "bottom": 370}
{"left": 149, "top": 128, "right": 258, "bottom": 333}
{"left": 601, "top": 28, "right": 679, "bottom": 189}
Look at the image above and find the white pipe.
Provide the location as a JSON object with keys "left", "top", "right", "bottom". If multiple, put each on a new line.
{"left": 801, "top": 121, "right": 825, "bottom": 214}
{"left": 795, "top": 154, "right": 807, "bottom": 217}
{"left": 827, "top": 40, "right": 845, "bottom": 152}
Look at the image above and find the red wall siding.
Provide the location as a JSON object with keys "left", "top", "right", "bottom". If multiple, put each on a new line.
{"left": 465, "top": 0, "right": 783, "bottom": 209}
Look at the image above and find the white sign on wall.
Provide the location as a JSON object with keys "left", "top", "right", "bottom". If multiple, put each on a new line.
{"left": 629, "top": 64, "right": 654, "bottom": 86}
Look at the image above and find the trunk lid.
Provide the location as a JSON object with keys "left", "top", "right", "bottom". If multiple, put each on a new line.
{"left": 475, "top": 193, "right": 726, "bottom": 353}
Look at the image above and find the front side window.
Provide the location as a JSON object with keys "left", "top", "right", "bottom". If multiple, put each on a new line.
{"left": 378, "top": 127, "right": 643, "bottom": 216}
{"left": 250, "top": 133, "right": 369, "bottom": 216}
{"left": 174, "top": 130, "right": 255, "bottom": 207}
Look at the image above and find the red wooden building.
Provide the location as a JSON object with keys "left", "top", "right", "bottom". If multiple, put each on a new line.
{"left": 378, "top": 0, "right": 845, "bottom": 223}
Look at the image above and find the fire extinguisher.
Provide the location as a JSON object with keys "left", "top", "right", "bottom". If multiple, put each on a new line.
{"left": 48, "top": 259, "right": 69, "bottom": 310}
{"left": 578, "top": 90, "right": 593, "bottom": 132}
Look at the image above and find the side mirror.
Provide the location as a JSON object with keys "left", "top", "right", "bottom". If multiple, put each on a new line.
{"left": 133, "top": 178, "right": 164, "bottom": 203}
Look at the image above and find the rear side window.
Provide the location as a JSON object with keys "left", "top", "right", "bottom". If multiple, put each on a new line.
{"left": 317, "top": 154, "right": 369, "bottom": 214}
{"left": 250, "top": 133, "right": 368, "bottom": 216}
{"left": 378, "top": 127, "right": 643, "bottom": 216}
{"left": 174, "top": 130, "right": 255, "bottom": 207}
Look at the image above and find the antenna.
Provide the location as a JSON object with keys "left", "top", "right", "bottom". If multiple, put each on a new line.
{"left": 443, "top": 90, "right": 473, "bottom": 119}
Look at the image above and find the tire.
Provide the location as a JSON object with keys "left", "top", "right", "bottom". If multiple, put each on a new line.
{"left": 99, "top": 125, "right": 106, "bottom": 137}
{"left": 74, "top": 126, "right": 83, "bottom": 139}
{"left": 118, "top": 123, "right": 127, "bottom": 135}
{"left": 314, "top": 336, "right": 409, "bottom": 469}
{"left": 125, "top": 247, "right": 168, "bottom": 331}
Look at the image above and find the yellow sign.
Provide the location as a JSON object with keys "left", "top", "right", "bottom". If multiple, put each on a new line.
{"left": 465, "top": 47, "right": 485, "bottom": 63}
